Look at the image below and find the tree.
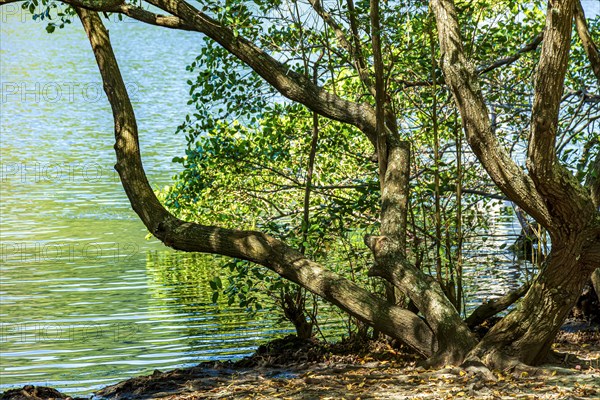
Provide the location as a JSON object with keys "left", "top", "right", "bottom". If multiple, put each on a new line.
{"left": 3, "top": 0, "right": 598, "bottom": 370}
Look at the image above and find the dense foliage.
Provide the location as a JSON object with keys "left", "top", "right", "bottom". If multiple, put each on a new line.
{"left": 152, "top": 0, "right": 599, "bottom": 336}
{"left": 12, "top": 0, "right": 598, "bottom": 371}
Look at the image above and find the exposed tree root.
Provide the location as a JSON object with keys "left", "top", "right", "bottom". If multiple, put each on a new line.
{"left": 468, "top": 349, "right": 571, "bottom": 380}
{"left": 459, "top": 357, "right": 498, "bottom": 382}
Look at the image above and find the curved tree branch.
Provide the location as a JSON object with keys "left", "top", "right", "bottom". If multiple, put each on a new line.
{"left": 574, "top": 0, "right": 600, "bottom": 83}
{"left": 143, "top": 0, "right": 378, "bottom": 144}
{"left": 465, "top": 284, "right": 530, "bottom": 329}
{"left": 0, "top": 0, "right": 379, "bottom": 144}
{"left": 0, "top": 0, "right": 192, "bottom": 28}
{"left": 115, "top": 3, "right": 193, "bottom": 29}
{"left": 0, "top": 0, "right": 119, "bottom": 6}
{"left": 393, "top": 31, "right": 545, "bottom": 89}
{"left": 75, "top": 5, "right": 435, "bottom": 357}
{"left": 525, "top": 0, "right": 597, "bottom": 231}
{"left": 429, "top": 0, "right": 552, "bottom": 229}
{"left": 476, "top": 32, "right": 544, "bottom": 75}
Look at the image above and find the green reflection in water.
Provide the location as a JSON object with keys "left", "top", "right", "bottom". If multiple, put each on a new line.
{"left": 0, "top": 1, "right": 571, "bottom": 394}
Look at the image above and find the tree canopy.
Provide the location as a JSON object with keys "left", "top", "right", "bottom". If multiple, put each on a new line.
{"left": 3, "top": 0, "right": 599, "bottom": 372}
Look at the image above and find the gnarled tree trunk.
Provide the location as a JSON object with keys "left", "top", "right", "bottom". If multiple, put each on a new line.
{"left": 75, "top": 6, "right": 436, "bottom": 358}
{"left": 431, "top": 0, "right": 600, "bottom": 368}
{"left": 469, "top": 235, "right": 599, "bottom": 367}
{"left": 41, "top": 0, "right": 599, "bottom": 370}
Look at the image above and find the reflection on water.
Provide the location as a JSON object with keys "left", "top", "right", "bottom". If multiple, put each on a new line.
{"left": 0, "top": 10, "right": 298, "bottom": 394}
{"left": 3, "top": 1, "right": 595, "bottom": 396}
{"left": 0, "top": 250, "right": 296, "bottom": 394}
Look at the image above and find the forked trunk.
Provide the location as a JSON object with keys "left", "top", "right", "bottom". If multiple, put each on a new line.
{"left": 75, "top": 1, "right": 600, "bottom": 371}
{"left": 367, "top": 140, "right": 477, "bottom": 366}
{"left": 469, "top": 234, "right": 599, "bottom": 367}
{"left": 431, "top": 0, "right": 600, "bottom": 369}
{"left": 76, "top": 7, "right": 436, "bottom": 358}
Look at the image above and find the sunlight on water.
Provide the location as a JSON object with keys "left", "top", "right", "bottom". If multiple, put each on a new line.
{"left": 0, "top": 10, "right": 343, "bottom": 394}
{"left": 0, "top": 9, "right": 286, "bottom": 394}
{"left": 2, "top": 1, "right": 597, "bottom": 396}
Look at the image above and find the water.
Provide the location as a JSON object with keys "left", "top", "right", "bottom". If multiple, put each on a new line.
{"left": 0, "top": 10, "right": 309, "bottom": 395}
{"left": 1, "top": 2, "right": 596, "bottom": 396}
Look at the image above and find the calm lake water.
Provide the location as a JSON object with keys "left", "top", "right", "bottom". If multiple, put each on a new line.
{"left": 1, "top": 1, "right": 598, "bottom": 396}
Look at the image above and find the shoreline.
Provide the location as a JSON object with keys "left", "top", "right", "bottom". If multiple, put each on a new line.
{"left": 1, "top": 328, "right": 598, "bottom": 400}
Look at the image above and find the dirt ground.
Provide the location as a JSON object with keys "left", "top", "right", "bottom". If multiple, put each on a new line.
{"left": 2, "top": 330, "right": 598, "bottom": 400}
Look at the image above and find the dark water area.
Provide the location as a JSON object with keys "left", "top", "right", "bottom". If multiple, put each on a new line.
{"left": 1, "top": 1, "right": 598, "bottom": 396}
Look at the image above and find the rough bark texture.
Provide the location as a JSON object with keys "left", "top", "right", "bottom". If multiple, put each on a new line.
{"left": 11, "top": 0, "right": 597, "bottom": 369}
{"left": 465, "top": 284, "right": 530, "bottom": 329}
{"left": 574, "top": 0, "right": 600, "bottom": 83}
{"left": 69, "top": 0, "right": 469, "bottom": 365}
{"left": 526, "top": 0, "right": 591, "bottom": 226}
{"left": 431, "top": 0, "right": 600, "bottom": 368}
{"left": 366, "top": 51, "right": 477, "bottom": 364}
{"left": 429, "top": 0, "right": 552, "bottom": 229}
{"left": 367, "top": 236, "right": 477, "bottom": 365}
{"left": 365, "top": 134, "right": 477, "bottom": 365}
{"left": 469, "top": 236, "right": 598, "bottom": 367}
{"left": 75, "top": 6, "right": 436, "bottom": 357}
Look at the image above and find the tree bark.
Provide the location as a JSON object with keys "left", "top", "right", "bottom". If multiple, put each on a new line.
{"left": 32, "top": 0, "right": 600, "bottom": 369}
{"left": 468, "top": 235, "right": 599, "bottom": 367}
{"left": 431, "top": 0, "right": 600, "bottom": 368}
{"left": 591, "top": 268, "right": 600, "bottom": 304}
{"left": 429, "top": 0, "right": 552, "bottom": 229}
{"left": 588, "top": 149, "right": 600, "bottom": 208}
{"left": 465, "top": 284, "right": 530, "bottom": 329}
{"left": 526, "top": 0, "right": 593, "bottom": 227}
{"left": 366, "top": 235, "right": 477, "bottom": 365}
{"left": 366, "top": 136, "right": 477, "bottom": 365}
{"left": 574, "top": 0, "right": 600, "bottom": 83}
{"left": 143, "top": 0, "right": 378, "bottom": 143}
{"left": 75, "top": 6, "right": 436, "bottom": 357}
{"left": 0, "top": 0, "right": 380, "bottom": 144}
